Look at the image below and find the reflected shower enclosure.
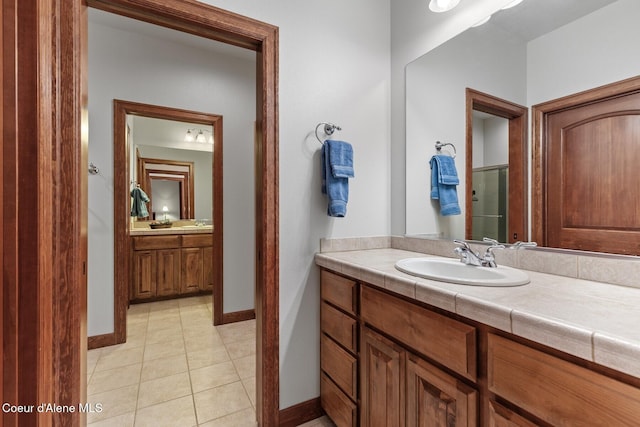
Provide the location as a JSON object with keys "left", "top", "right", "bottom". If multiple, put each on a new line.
{"left": 471, "top": 166, "right": 508, "bottom": 242}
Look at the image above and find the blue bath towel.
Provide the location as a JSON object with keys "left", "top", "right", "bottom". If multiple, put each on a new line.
{"left": 322, "top": 140, "right": 354, "bottom": 217}
{"left": 130, "top": 187, "right": 150, "bottom": 218}
{"left": 430, "top": 155, "right": 461, "bottom": 216}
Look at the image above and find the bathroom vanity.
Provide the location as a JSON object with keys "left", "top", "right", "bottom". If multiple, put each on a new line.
{"left": 317, "top": 240, "right": 640, "bottom": 426}
{"left": 130, "top": 229, "right": 213, "bottom": 301}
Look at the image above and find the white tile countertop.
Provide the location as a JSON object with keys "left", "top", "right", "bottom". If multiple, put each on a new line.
{"left": 315, "top": 243, "right": 640, "bottom": 379}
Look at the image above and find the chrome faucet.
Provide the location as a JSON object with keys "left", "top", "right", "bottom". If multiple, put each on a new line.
{"left": 453, "top": 240, "right": 483, "bottom": 266}
{"left": 453, "top": 238, "right": 505, "bottom": 267}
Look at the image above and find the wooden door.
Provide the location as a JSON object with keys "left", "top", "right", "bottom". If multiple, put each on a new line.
{"left": 156, "top": 249, "right": 181, "bottom": 296}
{"left": 361, "top": 327, "right": 405, "bottom": 427}
{"left": 181, "top": 247, "right": 203, "bottom": 293}
{"left": 541, "top": 87, "right": 640, "bottom": 254}
{"left": 406, "top": 353, "right": 477, "bottom": 427}
{"left": 132, "top": 250, "right": 156, "bottom": 299}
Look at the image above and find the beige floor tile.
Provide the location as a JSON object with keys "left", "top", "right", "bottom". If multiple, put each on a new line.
{"left": 134, "top": 395, "right": 196, "bottom": 427}
{"left": 140, "top": 353, "right": 188, "bottom": 382}
{"left": 126, "top": 322, "right": 148, "bottom": 337}
{"left": 225, "top": 337, "right": 256, "bottom": 360}
{"left": 217, "top": 320, "right": 256, "bottom": 345}
{"left": 94, "top": 347, "right": 144, "bottom": 372}
{"left": 190, "top": 361, "right": 239, "bottom": 393}
{"left": 144, "top": 327, "right": 184, "bottom": 345}
{"left": 186, "top": 346, "right": 229, "bottom": 370}
{"left": 143, "top": 338, "right": 185, "bottom": 361}
{"left": 147, "top": 299, "right": 180, "bottom": 311}
{"left": 127, "top": 303, "right": 150, "bottom": 315}
{"left": 87, "top": 411, "right": 135, "bottom": 427}
{"left": 137, "top": 371, "right": 192, "bottom": 409}
{"left": 198, "top": 407, "right": 257, "bottom": 427}
{"left": 296, "top": 416, "right": 337, "bottom": 427}
{"left": 184, "top": 333, "right": 225, "bottom": 353}
{"left": 86, "top": 384, "right": 138, "bottom": 423}
{"left": 232, "top": 354, "right": 256, "bottom": 379}
{"left": 241, "top": 376, "right": 256, "bottom": 407}
{"left": 193, "top": 381, "right": 252, "bottom": 424}
{"left": 88, "top": 363, "right": 142, "bottom": 395}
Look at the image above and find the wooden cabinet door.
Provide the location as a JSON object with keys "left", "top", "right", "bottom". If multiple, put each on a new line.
{"left": 181, "top": 247, "right": 203, "bottom": 293}
{"left": 132, "top": 250, "right": 156, "bottom": 300}
{"left": 406, "top": 353, "right": 478, "bottom": 427}
{"left": 156, "top": 249, "right": 181, "bottom": 297}
{"left": 361, "top": 327, "right": 405, "bottom": 427}
{"left": 201, "top": 246, "right": 213, "bottom": 291}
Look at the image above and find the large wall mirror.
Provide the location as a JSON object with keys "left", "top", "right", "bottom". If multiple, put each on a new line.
{"left": 406, "top": 0, "right": 640, "bottom": 254}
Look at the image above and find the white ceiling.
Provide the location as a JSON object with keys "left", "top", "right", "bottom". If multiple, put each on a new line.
{"left": 487, "top": 0, "right": 617, "bottom": 42}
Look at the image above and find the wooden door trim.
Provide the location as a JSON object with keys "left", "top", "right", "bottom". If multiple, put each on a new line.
{"left": 532, "top": 75, "right": 640, "bottom": 245}
{"left": 2, "top": 0, "right": 279, "bottom": 425}
{"left": 465, "top": 88, "right": 528, "bottom": 243}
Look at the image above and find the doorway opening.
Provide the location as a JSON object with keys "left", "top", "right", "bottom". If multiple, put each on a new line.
{"left": 84, "top": 1, "right": 280, "bottom": 422}
{"left": 465, "top": 88, "right": 528, "bottom": 243}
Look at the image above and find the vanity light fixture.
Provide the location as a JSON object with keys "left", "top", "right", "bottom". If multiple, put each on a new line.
{"left": 184, "top": 128, "right": 214, "bottom": 144}
{"left": 472, "top": 15, "right": 492, "bottom": 27}
{"left": 428, "top": 0, "right": 460, "bottom": 13}
{"left": 501, "top": 0, "right": 524, "bottom": 10}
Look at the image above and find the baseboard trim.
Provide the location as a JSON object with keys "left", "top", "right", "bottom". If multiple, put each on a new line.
{"left": 88, "top": 333, "right": 117, "bottom": 350}
{"left": 279, "top": 397, "right": 323, "bottom": 427}
{"left": 222, "top": 308, "right": 256, "bottom": 324}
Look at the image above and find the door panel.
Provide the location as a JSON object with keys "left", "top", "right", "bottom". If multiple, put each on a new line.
{"left": 545, "top": 91, "right": 640, "bottom": 254}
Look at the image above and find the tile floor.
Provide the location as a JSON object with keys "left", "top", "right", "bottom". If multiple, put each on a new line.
{"left": 86, "top": 295, "right": 334, "bottom": 427}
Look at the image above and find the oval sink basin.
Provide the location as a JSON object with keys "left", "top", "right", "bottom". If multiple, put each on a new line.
{"left": 395, "top": 258, "right": 529, "bottom": 287}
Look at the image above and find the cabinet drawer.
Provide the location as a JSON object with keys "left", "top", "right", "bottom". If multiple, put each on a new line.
{"left": 488, "top": 400, "right": 538, "bottom": 427}
{"left": 321, "top": 270, "right": 357, "bottom": 315}
{"left": 321, "top": 302, "right": 357, "bottom": 353}
{"left": 488, "top": 334, "right": 640, "bottom": 426}
{"left": 321, "top": 334, "right": 357, "bottom": 400}
{"left": 133, "top": 235, "right": 181, "bottom": 250}
{"left": 361, "top": 285, "right": 476, "bottom": 381}
{"left": 181, "top": 234, "right": 212, "bottom": 248}
{"left": 321, "top": 373, "right": 357, "bottom": 427}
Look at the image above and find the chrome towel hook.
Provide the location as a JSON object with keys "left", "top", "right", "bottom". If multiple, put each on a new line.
{"left": 315, "top": 122, "right": 342, "bottom": 145}
{"left": 435, "top": 141, "right": 457, "bottom": 158}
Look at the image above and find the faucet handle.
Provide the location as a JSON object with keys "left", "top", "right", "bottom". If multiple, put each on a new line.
{"left": 482, "top": 237, "right": 500, "bottom": 245}
{"left": 511, "top": 241, "right": 538, "bottom": 249}
{"left": 453, "top": 239, "right": 471, "bottom": 250}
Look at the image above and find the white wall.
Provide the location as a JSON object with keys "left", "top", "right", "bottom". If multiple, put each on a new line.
{"left": 89, "top": 0, "right": 392, "bottom": 410}
{"left": 88, "top": 12, "right": 257, "bottom": 337}
{"left": 527, "top": 0, "right": 640, "bottom": 105}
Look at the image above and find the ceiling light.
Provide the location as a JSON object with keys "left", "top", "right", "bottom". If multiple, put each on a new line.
{"left": 472, "top": 15, "right": 491, "bottom": 27}
{"left": 184, "top": 128, "right": 214, "bottom": 144}
{"left": 429, "top": 0, "right": 461, "bottom": 13}
{"left": 501, "top": 0, "right": 524, "bottom": 10}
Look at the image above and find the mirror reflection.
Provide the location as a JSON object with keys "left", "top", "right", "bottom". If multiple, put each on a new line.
{"left": 128, "top": 115, "right": 213, "bottom": 225}
{"left": 406, "top": 0, "right": 639, "bottom": 254}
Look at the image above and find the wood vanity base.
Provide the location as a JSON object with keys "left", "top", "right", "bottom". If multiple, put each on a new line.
{"left": 320, "top": 268, "right": 640, "bottom": 427}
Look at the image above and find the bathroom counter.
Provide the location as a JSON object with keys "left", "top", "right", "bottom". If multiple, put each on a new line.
{"left": 130, "top": 226, "right": 213, "bottom": 236}
{"left": 315, "top": 247, "right": 640, "bottom": 379}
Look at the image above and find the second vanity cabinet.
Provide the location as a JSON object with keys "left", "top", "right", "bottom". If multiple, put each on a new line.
{"left": 320, "top": 267, "right": 640, "bottom": 427}
{"left": 131, "top": 234, "right": 213, "bottom": 302}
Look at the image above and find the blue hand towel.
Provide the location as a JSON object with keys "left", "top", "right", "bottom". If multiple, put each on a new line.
{"left": 130, "top": 187, "right": 150, "bottom": 218}
{"left": 430, "top": 155, "right": 461, "bottom": 216}
{"left": 322, "top": 140, "right": 354, "bottom": 217}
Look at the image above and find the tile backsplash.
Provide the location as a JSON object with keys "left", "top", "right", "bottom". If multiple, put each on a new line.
{"left": 320, "top": 235, "right": 640, "bottom": 290}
